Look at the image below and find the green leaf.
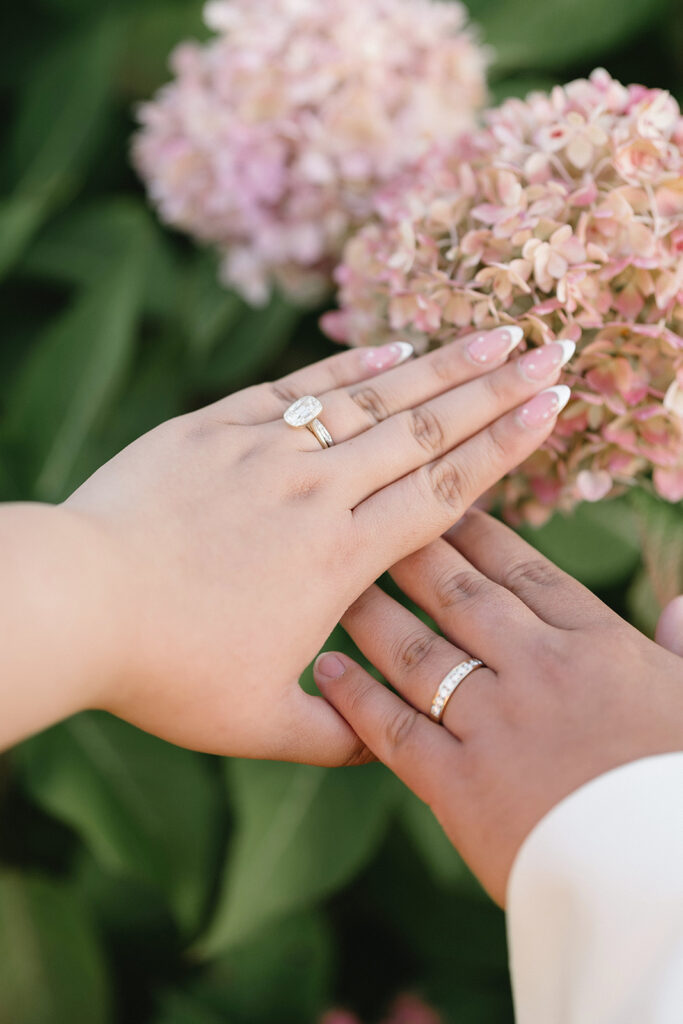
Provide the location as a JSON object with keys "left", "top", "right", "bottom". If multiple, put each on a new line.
{"left": 194, "top": 296, "right": 301, "bottom": 393}
{"left": 153, "top": 993, "right": 229, "bottom": 1024}
{"left": 474, "top": 0, "right": 672, "bottom": 73}
{"left": 14, "top": 713, "right": 223, "bottom": 934}
{"left": 628, "top": 490, "right": 683, "bottom": 635}
{"left": 3, "top": 224, "right": 147, "bottom": 500}
{"left": 0, "top": 194, "right": 52, "bottom": 280}
{"left": 65, "top": 333, "right": 188, "bottom": 490}
{"left": 399, "top": 787, "right": 473, "bottom": 889}
{"left": 0, "top": 871, "right": 111, "bottom": 1024}
{"left": 1, "top": 19, "right": 118, "bottom": 276}
{"left": 162, "top": 911, "right": 332, "bottom": 1024}
{"left": 180, "top": 254, "right": 246, "bottom": 361}
{"left": 20, "top": 199, "right": 182, "bottom": 321}
{"left": 119, "top": 1, "right": 208, "bottom": 99}
{"left": 520, "top": 497, "right": 641, "bottom": 590}
{"left": 488, "top": 75, "right": 557, "bottom": 104}
{"left": 199, "top": 760, "right": 397, "bottom": 954}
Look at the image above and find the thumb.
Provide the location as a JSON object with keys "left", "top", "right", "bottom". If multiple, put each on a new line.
{"left": 655, "top": 596, "right": 683, "bottom": 658}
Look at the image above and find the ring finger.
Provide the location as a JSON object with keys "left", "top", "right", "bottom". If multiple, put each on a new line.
{"left": 342, "top": 584, "right": 498, "bottom": 738}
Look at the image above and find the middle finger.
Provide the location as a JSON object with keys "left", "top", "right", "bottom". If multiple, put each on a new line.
{"left": 390, "top": 538, "right": 545, "bottom": 671}
{"left": 330, "top": 339, "right": 575, "bottom": 504}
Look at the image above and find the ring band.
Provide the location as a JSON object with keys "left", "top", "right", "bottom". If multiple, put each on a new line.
{"left": 429, "top": 658, "right": 485, "bottom": 723}
{"left": 283, "top": 395, "right": 334, "bottom": 449}
{"left": 307, "top": 418, "right": 334, "bottom": 448}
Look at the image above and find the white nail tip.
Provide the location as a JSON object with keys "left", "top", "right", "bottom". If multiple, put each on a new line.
{"left": 555, "top": 339, "right": 576, "bottom": 366}
{"left": 544, "top": 384, "right": 572, "bottom": 412}
{"left": 393, "top": 341, "right": 415, "bottom": 363}
{"left": 506, "top": 325, "right": 525, "bottom": 345}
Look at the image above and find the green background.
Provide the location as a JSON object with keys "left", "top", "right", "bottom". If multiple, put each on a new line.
{"left": 1, "top": 1, "right": 681, "bottom": 1021}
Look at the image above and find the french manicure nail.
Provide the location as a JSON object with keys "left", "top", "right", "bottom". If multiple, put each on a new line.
{"left": 363, "top": 341, "right": 414, "bottom": 372}
{"left": 466, "top": 325, "right": 524, "bottom": 365}
{"left": 517, "top": 340, "right": 576, "bottom": 381}
{"left": 314, "top": 653, "right": 346, "bottom": 680}
{"left": 517, "top": 385, "right": 571, "bottom": 429}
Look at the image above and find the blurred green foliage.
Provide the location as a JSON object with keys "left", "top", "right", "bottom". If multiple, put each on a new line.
{"left": 0, "top": 0, "right": 681, "bottom": 1021}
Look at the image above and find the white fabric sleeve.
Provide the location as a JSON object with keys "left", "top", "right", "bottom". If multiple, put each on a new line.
{"left": 506, "top": 753, "right": 683, "bottom": 1024}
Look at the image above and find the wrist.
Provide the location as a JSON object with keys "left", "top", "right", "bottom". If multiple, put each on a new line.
{"left": 0, "top": 503, "right": 133, "bottom": 745}
{"left": 55, "top": 502, "right": 137, "bottom": 713}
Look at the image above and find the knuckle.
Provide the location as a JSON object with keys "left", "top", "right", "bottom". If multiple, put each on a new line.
{"left": 283, "top": 459, "right": 331, "bottom": 501}
{"left": 486, "top": 420, "right": 512, "bottom": 462}
{"left": 534, "top": 631, "right": 571, "bottom": 684}
{"left": 435, "top": 568, "right": 490, "bottom": 611}
{"left": 410, "top": 406, "right": 446, "bottom": 455}
{"left": 271, "top": 380, "right": 300, "bottom": 405}
{"left": 286, "top": 477, "right": 324, "bottom": 501}
{"left": 482, "top": 369, "right": 512, "bottom": 406}
{"left": 344, "top": 677, "right": 377, "bottom": 721}
{"left": 425, "top": 459, "right": 469, "bottom": 512}
{"left": 181, "top": 415, "right": 219, "bottom": 444}
{"left": 350, "top": 385, "right": 391, "bottom": 424}
{"left": 391, "top": 628, "right": 439, "bottom": 673}
{"left": 340, "top": 740, "right": 376, "bottom": 767}
{"left": 384, "top": 705, "right": 420, "bottom": 753}
{"left": 428, "top": 349, "right": 459, "bottom": 386}
{"left": 502, "top": 558, "right": 561, "bottom": 592}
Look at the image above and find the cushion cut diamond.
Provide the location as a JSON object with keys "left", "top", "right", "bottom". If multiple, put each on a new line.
{"left": 284, "top": 395, "right": 323, "bottom": 427}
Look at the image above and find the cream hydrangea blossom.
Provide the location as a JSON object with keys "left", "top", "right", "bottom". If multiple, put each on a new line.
{"left": 132, "top": 0, "right": 487, "bottom": 305}
{"left": 325, "top": 71, "right": 683, "bottom": 521}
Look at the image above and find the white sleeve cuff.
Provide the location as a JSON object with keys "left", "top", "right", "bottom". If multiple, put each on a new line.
{"left": 506, "top": 753, "right": 683, "bottom": 1024}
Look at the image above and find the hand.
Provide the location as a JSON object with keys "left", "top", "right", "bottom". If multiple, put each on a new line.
{"left": 657, "top": 596, "right": 683, "bottom": 657}
{"left": 314, "top": 509, "right": 683, "bottom": 901}
{"left": 55, "top": 329, "right": 573, "bottom": 763}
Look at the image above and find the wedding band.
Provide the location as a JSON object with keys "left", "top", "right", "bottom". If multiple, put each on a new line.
{"left": 429, "top": 658, "right": 485, "bottom": 723}
{"left": 283, "top": 395, "right": 334, "bottom": 449}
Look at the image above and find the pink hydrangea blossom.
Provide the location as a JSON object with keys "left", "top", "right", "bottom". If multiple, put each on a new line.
{"left": 319, "top": 994, "right": 442, "bottom": 1024}
{"left": 326, "top": 70, "right": 683, "bottom": 520}
{"left": 132, "top": 0, "right": 487, "bottom": 305}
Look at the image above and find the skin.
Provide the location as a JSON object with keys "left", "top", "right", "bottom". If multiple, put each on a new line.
{"left": 0, "top": 328, "right": 572, "bottom": 758}
{"left": 314, "top": 509, "right": 683, "bottom": 905}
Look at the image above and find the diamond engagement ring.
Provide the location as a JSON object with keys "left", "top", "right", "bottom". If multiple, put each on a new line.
{"left": 429, "top": 659, "right": 485, "bottom": 723}
{"left": 283, "top": 396, "right": 334, "bottom": 449}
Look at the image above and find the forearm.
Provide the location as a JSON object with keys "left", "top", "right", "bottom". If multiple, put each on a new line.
{"left": 0, "top": 503, "right": 126, "bottom": 749}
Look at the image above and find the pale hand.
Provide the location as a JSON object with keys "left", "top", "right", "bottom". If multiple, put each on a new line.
{"left": 2, "top": 328, "right": 573, "bottom": 759}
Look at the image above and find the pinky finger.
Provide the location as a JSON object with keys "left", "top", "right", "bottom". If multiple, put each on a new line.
{"left": 314, "top": 652, "right": 459, "bottom": 807}
{"left": 355, "top": 385, "right": 571, "bottom": 575}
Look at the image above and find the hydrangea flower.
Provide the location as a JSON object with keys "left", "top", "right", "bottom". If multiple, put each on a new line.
{"left": 132, "top": 0, "right": 487, "bottom": 306}
{"left": 325, "top": 70, "right": 683, "bottom": 521}
{"left": 319, "top": 993, "right": 442, "bottom": 1024}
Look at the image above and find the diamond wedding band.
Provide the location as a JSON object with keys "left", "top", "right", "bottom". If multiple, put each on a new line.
{"left": 283, "top": 396, "right": 334, "bottom": 449}
{"left": 430, "top": 659, "right": 485, "bottom": 723}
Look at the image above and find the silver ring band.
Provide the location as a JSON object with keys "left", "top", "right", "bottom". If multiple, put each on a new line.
{"left": 430, "top": 659, "right": 485, "bottom": 723}
{"left": 307, "top": 418, "right": 334, "bottom": 448}
{"left": 283, "top": 396, "right": 334, "bottom": 450}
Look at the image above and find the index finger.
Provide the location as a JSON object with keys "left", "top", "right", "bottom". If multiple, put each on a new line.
{"left": 313, "top": 651, "right": 459, "bottom": 809}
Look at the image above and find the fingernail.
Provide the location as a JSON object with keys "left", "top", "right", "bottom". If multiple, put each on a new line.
{"left": 314, "top": 653, "right": 346, "bottom": 680}
{"left": 517, "top": 340, "right": 576, "bottom": 382}
{"left": 363, "top": 341, "right": 414, "bottom": 372}
{"left": 466, "top": 325, "right": 524, "bottom": 365}
{"left": 517, "top": 385, "right": 571, "bottom": 429}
